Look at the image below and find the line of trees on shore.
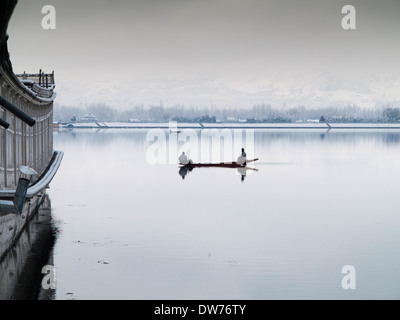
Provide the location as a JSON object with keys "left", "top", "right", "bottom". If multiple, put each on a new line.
{"left": 54, "top": 103, "right": 400, "bottom": 124}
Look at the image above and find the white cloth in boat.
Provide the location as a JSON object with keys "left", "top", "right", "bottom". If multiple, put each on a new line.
{"left": 236, "top": 155, "right": 247, "bottom": 165}
{"left": 179, "top": 153, "right": 191, "bottom": 165}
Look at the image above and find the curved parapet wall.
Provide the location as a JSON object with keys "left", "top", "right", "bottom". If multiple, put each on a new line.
{"left": 0, "top": 0, "right": 56, "bottom": 190}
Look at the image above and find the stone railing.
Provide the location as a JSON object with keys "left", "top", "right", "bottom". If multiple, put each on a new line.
{"left": 16, "top": 71, "right": 55, "bottom": 99}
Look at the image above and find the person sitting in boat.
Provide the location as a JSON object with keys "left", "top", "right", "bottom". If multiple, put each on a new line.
{"left": 178, "top": 152, "right": 193, "bottom": 165}
{"left": 236, "top": 148, "right": 247, "bottom": 166}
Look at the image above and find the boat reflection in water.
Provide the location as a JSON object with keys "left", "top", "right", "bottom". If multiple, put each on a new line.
{"left": 178, "top": 165, "right": 193, "bottom": 180}
{"left": 0, "top": 194, "right": 57, "bottom": 300}
{"left": 178, "top": 162, "right": 259, "bottom": 182}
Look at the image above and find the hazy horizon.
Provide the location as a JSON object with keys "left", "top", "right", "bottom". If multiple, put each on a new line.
{"left": 6, "top": 0, "right": 400, "bottom": 109}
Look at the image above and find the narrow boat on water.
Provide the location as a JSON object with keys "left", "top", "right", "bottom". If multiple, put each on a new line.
{"left": 0, "top": 0, "right": 63, "bottom": 261}
{"left": 179, "top": 158, "right": 259, "bottom": 168}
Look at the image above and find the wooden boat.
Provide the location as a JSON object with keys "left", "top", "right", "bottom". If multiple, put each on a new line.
{"left": 180, "top": 158, "right": 259, "bottom": 168}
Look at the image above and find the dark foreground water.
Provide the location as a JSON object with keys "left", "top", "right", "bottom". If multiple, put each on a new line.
{"left": 0, "top": 195, "right": 56, "bottom": 300}
{"left": 12, "top": 128, "right": 400, "bottom": 300}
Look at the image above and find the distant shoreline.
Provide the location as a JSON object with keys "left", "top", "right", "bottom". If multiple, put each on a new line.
{"left": 54, "top": 122, "right": 400, "bottom": 130}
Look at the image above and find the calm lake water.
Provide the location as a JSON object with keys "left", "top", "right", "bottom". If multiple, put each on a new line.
{"left": 42, "top": 128, "right": 400, "bottom": 299}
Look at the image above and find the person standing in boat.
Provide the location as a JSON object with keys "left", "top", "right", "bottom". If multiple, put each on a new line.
{"left": 236, "top": 148, "right": 247, "bottom": 166}
{"left": 179, "top": 152, "right": 193, "bottom": 165}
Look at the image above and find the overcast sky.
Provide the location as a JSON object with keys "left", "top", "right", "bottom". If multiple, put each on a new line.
{"left": 6, "top": 0, "right": 400, "bottom": 109}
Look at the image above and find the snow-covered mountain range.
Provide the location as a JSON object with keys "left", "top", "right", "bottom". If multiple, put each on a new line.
{"left": 55, "top": 72, "right": 400, "bottom": 110}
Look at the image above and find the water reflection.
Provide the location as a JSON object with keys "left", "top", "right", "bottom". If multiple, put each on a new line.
{"left": 0, "top": 195, "right": 57, "bottom": 300}
{"left": 237, "top": 166, "right": 259, "bottom": 182}
{"left": 50, "top": 129, "right": 400, "bottom": 299}
{"left": 178, "top": 165, "right": 258, "bottom": 182}
{"left": 320, "top": 128, "right": 331, "bottom": 140}
{"left": 238, "top": 167, "right": 246, "bottom": 182}
{"left": 178, "top": 166, "right": 193, "bottom": 180}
